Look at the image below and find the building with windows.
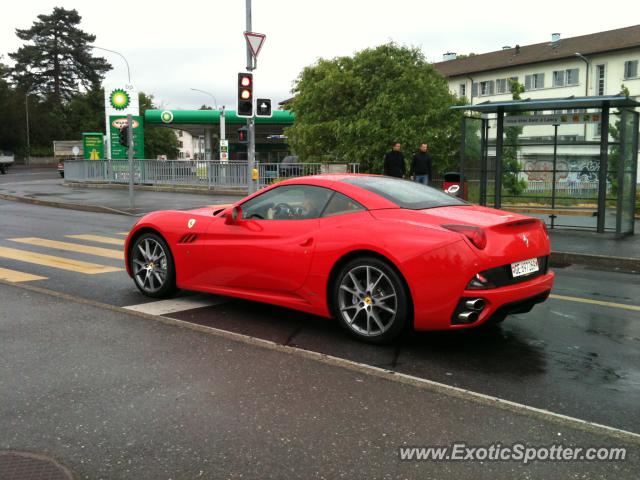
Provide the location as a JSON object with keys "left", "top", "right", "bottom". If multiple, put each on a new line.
{"left": 434, "top": 25, "right": 640, "bottom": 106}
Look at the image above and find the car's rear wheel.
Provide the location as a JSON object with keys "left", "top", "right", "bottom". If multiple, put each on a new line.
{"left": 130, "top": 233, "right": 177, "bottom": 298}
{"left": 332, "top": 257, "right": 408, "bottom": 344}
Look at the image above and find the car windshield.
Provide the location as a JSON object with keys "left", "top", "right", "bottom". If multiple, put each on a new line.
{"left": 341, "top": 176, "right": 468, "bottom": 210}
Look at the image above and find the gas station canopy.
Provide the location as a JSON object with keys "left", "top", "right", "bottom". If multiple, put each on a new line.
{"left": 145, "top": 109, "right": 295, "bottom": 126}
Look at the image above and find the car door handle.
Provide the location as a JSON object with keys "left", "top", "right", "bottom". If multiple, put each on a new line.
{"left": 299, "top": 237, "right": 313, "bottom": 247}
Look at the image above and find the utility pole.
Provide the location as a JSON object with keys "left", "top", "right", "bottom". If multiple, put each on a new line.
{"left": 245, "top": 0, "right": 257, "bottom": 193}
{"left": 127, "top": 113, "right": 134, "bottom": 210}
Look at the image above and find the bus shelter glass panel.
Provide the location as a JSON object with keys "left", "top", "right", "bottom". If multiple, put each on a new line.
{"left": 461, "top": 117, "right": 483, "bottom": 204}
{"left": 618, "top": 109, "right": 638, "bottom": 234}
{"left": 484, "top": 117, "right": 498, "bottom": 207}
{"left": 498, "top": 110, "right": 605, "bottom": 230}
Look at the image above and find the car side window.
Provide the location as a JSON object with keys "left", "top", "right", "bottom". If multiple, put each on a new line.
{"left": 241, "top": 185, "right": 333, "bottom": 220}
{"left": 322, "top": 192, "right": 365, "bottom": 218}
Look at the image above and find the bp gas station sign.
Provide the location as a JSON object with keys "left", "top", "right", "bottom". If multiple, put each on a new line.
{"left": 109, "top": 116, "right": 145, "bottom": 159}
{"left": 104, "top": 83, "right": 140, "bottom": 159}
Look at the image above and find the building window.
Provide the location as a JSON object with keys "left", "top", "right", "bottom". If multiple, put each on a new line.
{"left": 596, "top": 64, "right": 606, "bottom": 96}
{"left": 496, "top": 78, "right": 508, "bottom": 94}
{"left": 471, "top": 82, "right": 478, "bottom": 97}
{"left": 479, "top": 80, "right": 494, "bottom": 96}
{"left": 552, "top": 70, "right": 565, "bottom": 87}
{"left": 566, "top": 68, "right": 579, "bottom": 85}
{"left": 624, "top": 60, "right": 638, "bottom": 79}
{"left": 459, "top": 83, "right": 466, "bottom": 97}
{"left": 178, "top": 130, "right": 183, "bottom": 137}
{"left": 179, "top": 141, "right": 183, "bottom": 148}
{"left": 525, "top": 73, "right": 545, "bottom": 90}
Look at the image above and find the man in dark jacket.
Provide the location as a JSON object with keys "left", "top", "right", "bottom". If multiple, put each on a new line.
{"left": 383, "top": 142, "right": 405, "bottom": 178}
{"left": 411, "top": 143, "right": 433, "bottom": 185}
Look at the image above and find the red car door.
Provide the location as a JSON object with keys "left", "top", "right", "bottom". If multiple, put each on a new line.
{"left": 194, "top": 217, "right": 318, "bottom": 293}
{"left": 192, "top": 185, "right": 333, "bottom": 294}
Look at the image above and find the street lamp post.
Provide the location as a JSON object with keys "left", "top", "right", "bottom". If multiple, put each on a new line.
{"left": 575, "top": 53, "right": 590, "bottom": 97}
{"left": 91, "top": 46, "right": 131, "bottom": 85}
{"left": 91, "top": 45, "right": 135, "bottom": 209}
{"left": 24, "top": 85, "right": 38, "bottom": 168}
{"left": 575, "top": 53, "right": 591, "bottom": 140}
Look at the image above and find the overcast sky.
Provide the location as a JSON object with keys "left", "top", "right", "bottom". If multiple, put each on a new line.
{"left": 1, "top": 0, "right": 636, "bottom": 110}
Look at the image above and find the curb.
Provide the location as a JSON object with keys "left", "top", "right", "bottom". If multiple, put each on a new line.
{"left": 550, "top": 251, "right": 639, "bottom": 273}
{"left": 0, "top": 192, "right": 135, "bottom": 217}
{"left": 63, "top": 181, "right": 245, "bottom": 197}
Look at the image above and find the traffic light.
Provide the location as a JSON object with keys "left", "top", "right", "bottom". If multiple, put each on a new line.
{"left": 237, "top": 72, "right": 253, "bottom": 117}
{"left": 237, "top": 126, "right": 248, "bottom": 144}
{"left": 119, "top": 126, "right": 129, "bottom": 147}
{"left": 256, "top": 98, "right": 272, "bottom": 118}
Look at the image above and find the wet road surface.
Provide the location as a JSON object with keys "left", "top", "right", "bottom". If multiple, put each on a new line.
{"left": 1, "top": 199, "right": 639, "bottom": 435}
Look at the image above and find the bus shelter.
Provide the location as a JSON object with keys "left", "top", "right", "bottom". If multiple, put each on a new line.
{"left": 453, "top": 96, "right": 639, "bottom": 234}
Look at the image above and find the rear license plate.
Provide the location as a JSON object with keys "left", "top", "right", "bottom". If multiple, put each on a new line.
{"left": 511, "top": 258, "right": 539, "bottom": 278}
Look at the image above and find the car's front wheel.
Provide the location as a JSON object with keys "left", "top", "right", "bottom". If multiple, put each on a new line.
{"left": 130, "top": 232, "right": 177, "bottom": 298}
{"left": 331, "top": 257, "right": 408, "bottom": 344}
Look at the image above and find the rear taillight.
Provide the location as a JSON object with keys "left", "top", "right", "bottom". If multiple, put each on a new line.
{"left": 442, "top": 224, "right": 487, "bottom": 250}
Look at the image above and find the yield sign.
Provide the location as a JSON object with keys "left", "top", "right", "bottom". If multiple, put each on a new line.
{"left": 244, "top": 31, "right": 266, "bottom": 58}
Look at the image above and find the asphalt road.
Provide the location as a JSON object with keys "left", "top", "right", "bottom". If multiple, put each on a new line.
{"left": 1, "top": 198, "right": 639, "bottom": 440}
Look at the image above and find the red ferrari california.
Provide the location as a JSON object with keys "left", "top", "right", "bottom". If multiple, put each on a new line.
{"left": 125, "top": 175, "right": 554, "bottom": 343}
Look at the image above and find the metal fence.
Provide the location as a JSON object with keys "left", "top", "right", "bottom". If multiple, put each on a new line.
{"left": 64, "top": 160, "right": 360, "bottom": 190}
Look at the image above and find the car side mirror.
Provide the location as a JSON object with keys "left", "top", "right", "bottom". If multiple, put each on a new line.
{"left": 225, "top": 205, "right": 243, "bottom": 224}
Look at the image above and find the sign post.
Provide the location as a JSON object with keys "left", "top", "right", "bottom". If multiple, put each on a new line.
{"left": 242, "top": 14, "right": 266, "bottom": 193}
{"left": 127, "top": 113, "right": 134, "bottom": 210}
{"left": 220, "top": 139, "right": 229, "bottom": 162}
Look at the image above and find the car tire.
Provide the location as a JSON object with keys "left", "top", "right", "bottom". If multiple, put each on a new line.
{"left": 130, "top": 232, "right": 177, "bottom": 298}
{"left": 59, "top": 171, "right": 64, "bottom": 178}
{"left": 331, "top": 256, "right": 408, "bottom": 344}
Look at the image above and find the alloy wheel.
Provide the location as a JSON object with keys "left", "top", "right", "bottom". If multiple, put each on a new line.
{"left": 132, "top": 237, "right": 168, "bottom": 294}
{"left": 338, "top": 265, "right": 398, "bottom": 337}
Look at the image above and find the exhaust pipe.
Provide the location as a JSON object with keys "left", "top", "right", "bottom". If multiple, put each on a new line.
{"left": 457, "top": 311, "right": 479, "bottom": 323}
{"left": 465, "top": 298, "right": 485, "bottom": 311}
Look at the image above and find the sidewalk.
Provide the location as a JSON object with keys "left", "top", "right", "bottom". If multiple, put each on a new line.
{"left": 1, "top": 281, "right": 638, "bottom": 479}
{"left": 0, "top": 178, "right": 243, "bottom": 215}
{"left": 0, "top": 177, "right": 637, "bottom": 271}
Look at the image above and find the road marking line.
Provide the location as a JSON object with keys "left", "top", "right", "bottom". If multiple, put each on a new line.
{"left": 0, "top": 247, "right": 122, "bottom": 274}
{"left": 65, "top": 234, "right": 124, "bottom": 246}
{"left": 0, "top": 267, "right": 47, "bottom": 283}
{"left": 116, "top": 232, "right": 129, "bottom": 236}
{"left": 9, "top": 237, "right": 123, "bottom": 260}
{"left": 123, "top": 295, "right": 228, "bottom": 315}
{"left": 550, "top": 294, "right": 640, "bottom": 312}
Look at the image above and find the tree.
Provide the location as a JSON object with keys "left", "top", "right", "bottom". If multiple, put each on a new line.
{"left": 139, "top": 92, "right": 179, "bottom": 159}
{"left": 285, "top": 43, "right": 463, "bottom": 173}
{"left": 502, "top": 80, "right": 528, "bottom": 197}
{"left": 8, "top": 7, "right": 111, "bottom": 103}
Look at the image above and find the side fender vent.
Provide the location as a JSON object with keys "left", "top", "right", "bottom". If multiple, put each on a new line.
{"left": 179, "top": 233, "right": 198, "bottom": 244}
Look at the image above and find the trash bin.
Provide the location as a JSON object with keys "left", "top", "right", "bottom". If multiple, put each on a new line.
{"left": 443, "top": 172, "right": 468, "bottom": 200}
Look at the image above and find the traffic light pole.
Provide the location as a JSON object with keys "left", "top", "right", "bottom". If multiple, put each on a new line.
{"left": 127, "top": 113, "right": 134, "bottom": 210}
{"left": 245, "top": 0, "right": 257, "bottom": 194}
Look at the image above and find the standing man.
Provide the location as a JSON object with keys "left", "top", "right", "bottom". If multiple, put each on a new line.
{"left": 411, "top": 143, "right": 433, "bottom": 185}
{"left": 383, "top": 141, "right": 405, "bottom": 178}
